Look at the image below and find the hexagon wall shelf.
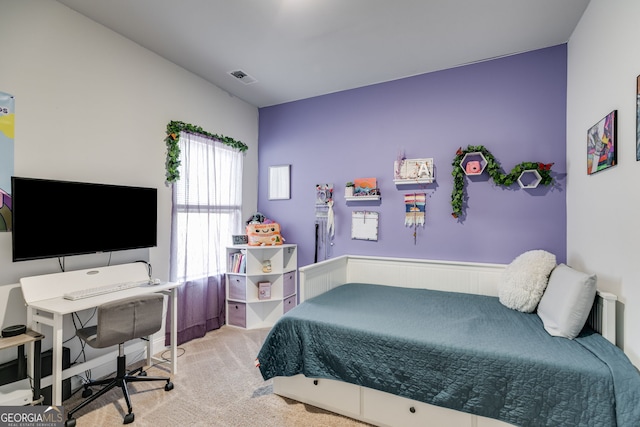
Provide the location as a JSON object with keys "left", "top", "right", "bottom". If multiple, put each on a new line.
{"left": 517, "top": 169, "right": 542, "bottom": 188}
{"left": 460, "top": 152, "right": 487, "bottom": 176}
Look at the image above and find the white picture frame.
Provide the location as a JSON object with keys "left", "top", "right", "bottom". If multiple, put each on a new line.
{"left": 268, "top": 165, "right": 291, "bottom": 200}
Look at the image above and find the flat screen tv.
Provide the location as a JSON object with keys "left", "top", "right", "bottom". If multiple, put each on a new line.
{"left": 11, "top": 176, "right": 157, "bottom": 262}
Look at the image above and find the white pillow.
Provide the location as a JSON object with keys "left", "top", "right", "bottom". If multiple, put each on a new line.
{"left": 537, "top": 264, "right": 597, "bottom": 339}
{"left": 498, "top": 250, "right": 557, "bottom": 312}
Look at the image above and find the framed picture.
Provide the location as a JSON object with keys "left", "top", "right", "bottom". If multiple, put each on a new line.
{"left": 587, "top": 110, "right": 617, "bottom": 175}
{"left": 268, "top": 164, "right": 290, "bottom": 200}
{"left": 637, "top": 75, "right": 640, "bottom": 161}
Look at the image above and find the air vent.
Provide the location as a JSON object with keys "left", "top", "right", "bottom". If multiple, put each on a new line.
{"left": 229, "top": 69, "right": 257, "bottom": 85}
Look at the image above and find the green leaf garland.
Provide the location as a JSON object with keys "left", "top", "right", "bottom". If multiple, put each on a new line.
{"left": 451, "top": 145, "right": 554, "bottom": 219}
{"left": 165, "top": 121, "right": 248, "bottom": 183}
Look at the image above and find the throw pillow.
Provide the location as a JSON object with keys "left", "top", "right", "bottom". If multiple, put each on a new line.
{"left": 498, "top": 250, "right": 557, "bottom": 312}
{"left": 537, "top": 264, "right": 597, "bottom": 339}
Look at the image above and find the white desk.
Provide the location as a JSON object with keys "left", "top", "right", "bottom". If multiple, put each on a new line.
{"left": 20, "top": 263, "right": 179, "bottom": 406}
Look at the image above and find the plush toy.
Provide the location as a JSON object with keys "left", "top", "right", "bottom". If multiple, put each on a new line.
{"left": 246, "top": 223, "right": 283, "bottom": 246}
{"left": 246, "top": 212, "right": 266, "bottom": 225}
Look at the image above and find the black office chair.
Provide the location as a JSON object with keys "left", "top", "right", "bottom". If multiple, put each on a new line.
{"left": 65, "top": 294, "right": 174, "bottom": 426}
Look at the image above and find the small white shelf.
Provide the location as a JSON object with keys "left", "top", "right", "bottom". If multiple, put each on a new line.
{"left": 460, "top": 152, "right": 487, "bottom": 176}
{"left": 345, "top": 195, "right": 381, "bottom": 201}
{"left": 517, "top": 169, "right": 542, "bottom": 188}
{"left": 394, "top": 158, "right": 435, "bottom": 185}
{"left": 393, "top": 178, "right": 434, "bottom": 185}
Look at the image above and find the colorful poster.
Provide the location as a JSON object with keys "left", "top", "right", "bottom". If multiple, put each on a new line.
{"left": 0, "top": 91, "right": 15, "bottom": 231}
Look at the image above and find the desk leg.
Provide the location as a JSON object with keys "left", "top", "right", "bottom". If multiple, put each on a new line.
{"left": 33, "top": 340, "right": 42, "bottom": 403}
{"left": 27, "top": 308, "right": 34, "bottom": 332}
{"left": 51, "top": 313, "right": 64, "bottom": 406}
{"left": 17, "top": 344, "right": 26, "bottom": 380}
{"left": 26, "top": 308, "right": 36, "bottom": 400}
{"left": 170, "top": 287, "right": 178, "bottom": 374}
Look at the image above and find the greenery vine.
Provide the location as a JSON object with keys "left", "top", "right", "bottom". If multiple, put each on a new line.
{"left": 451, "top": 145, "right": 554, "bottom": 219}
{"left": 165, "top": 120, "right": 249, "bottom": 183}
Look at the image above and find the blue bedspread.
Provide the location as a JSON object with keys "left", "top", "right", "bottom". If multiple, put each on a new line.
{"left": 257, "top": 283, "right": 640, "bottom": 427}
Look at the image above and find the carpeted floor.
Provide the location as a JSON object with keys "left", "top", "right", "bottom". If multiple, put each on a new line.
{"left": 63, "top": 326, "right": 371, "bottom": 426}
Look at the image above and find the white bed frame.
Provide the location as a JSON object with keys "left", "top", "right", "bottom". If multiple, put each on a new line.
{"left": 272, "top": 255, "right": 617, "bottom": 427}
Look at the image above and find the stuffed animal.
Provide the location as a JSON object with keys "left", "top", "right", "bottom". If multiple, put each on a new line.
{"left": 246, "top": 223, "right": 283, "bottom": 246}
{"left": 246, "top": 212, "right": 266, "bottom": 225}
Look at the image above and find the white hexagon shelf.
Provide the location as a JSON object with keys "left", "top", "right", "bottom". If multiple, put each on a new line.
{"left": 460, "top": 152, "right": 487, "bottom": 176}
{"left": 517, "top": 169, "right": 542, "bottom": 189}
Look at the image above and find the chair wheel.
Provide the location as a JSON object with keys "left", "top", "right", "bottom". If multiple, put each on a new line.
{"left": 165, "top": 381, "right": 174, "bottom": 391}
{"left": 65, "top": 418, "right": 76, "bottom": 427}
{"left": 139, "top": 370, "right": 147, "bottom": 376}
{"left": 124, "top": 413, "right": 135, "bottom": 424}
{"left": 82, "top": 388, "right": 93, "bottom": 398}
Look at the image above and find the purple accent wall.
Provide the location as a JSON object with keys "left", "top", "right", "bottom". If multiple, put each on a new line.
{"left": 258, "top": 45, "right": 567, "bottom": 269}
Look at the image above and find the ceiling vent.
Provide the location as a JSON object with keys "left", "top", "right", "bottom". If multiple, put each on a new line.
{"left": 229, "top": 70, "right": 257, "bottom": 85}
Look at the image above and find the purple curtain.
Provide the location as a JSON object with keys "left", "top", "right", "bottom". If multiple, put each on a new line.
{"left": 165, "top": 275, "right": 225, "bottom": 346}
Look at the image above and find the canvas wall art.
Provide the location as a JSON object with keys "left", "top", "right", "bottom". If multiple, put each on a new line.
{"left": 0, "top": 91, "right": 14, "bottom": 231}
{"left": 587, "top": 110, "right": 617, "bottom": 175}
{"left": 353, "top": 177, "right": 378, "bottom": 196}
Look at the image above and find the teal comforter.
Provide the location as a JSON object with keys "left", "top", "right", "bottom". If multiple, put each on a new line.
{"left": 257, "top": 283, "right": 640, "bottom": 427}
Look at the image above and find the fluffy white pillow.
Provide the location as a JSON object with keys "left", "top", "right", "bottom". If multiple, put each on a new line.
{"left": 537, "top": 264, "right": 597, "bottom": 339}
{"left": 498, "top": 250, "right": 557, "bottom": 312}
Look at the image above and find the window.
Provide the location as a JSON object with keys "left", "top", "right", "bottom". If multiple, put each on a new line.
{"left": 171, "top": 131, "right": 243, "bottom": 282}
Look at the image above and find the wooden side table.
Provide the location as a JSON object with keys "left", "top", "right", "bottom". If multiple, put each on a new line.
{"left": 0, "top": 329, "right": 44, "bottom": 404}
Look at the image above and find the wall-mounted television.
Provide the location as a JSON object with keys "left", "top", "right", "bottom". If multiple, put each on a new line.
{"left": 11, "top": 176, "right": 157, "bottom": 262}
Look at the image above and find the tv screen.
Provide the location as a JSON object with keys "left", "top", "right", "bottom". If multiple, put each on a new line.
{"left": 11, "top": 177, "right": 157, "bottom": 262}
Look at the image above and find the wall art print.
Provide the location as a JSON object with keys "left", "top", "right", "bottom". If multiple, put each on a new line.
{"left": 405, "top": 192, "right": 426, "bottom": 245}
{"left": 0, "top": 91, "right": 15, "bottom": 231}
{"left": 587, "top": 110, "right": 617, "bottom": 175}
{"left": 353, "top": 177, "right": 378, "bottom": 196}
{"left": 404, "top": 193, "right": 426, "bottom": 227}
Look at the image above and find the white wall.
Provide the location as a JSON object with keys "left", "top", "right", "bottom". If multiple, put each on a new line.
{"left": 0, "top": 0, "right": 258, "bottom": 364}
{"left": 567, "top": 0, "right": 640, "bottom": 366}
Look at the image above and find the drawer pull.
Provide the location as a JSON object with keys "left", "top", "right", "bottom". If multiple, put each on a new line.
{"left": 313, "top": 380, "right": 319, "bottom": 386}
{"left": 409, "top": 406, "right": 416, "bottom": 414}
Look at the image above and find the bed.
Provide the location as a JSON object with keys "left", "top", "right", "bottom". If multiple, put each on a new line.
{"left": 256, "top": 255, "right": 640, "bottom": 427}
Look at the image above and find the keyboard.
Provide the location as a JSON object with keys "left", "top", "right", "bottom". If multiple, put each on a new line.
{"left": 63, "top": 280, "right": 150, "bottom": 300}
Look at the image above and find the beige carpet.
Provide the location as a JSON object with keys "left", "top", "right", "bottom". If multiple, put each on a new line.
{"left": 63, "top": 326, "right": 371, "bottom": 426}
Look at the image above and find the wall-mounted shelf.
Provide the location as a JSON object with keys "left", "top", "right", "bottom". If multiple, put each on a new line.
{"left": 394, "top": 158, "right": 434, "bottom": 184}
{"left": 393, "top": 178, "right": 434, "bottom": 185}
{"left": 517, "top": 169, "right": 542, "bottom": 188}
{"left": 460, "top": 152, "right": 487, "bottom": 176}
{"left": 345, "top": 195, "right": 381, "bottom": 201}
{"left": 345, "top": 178, "right": 380, "bottom": 201}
